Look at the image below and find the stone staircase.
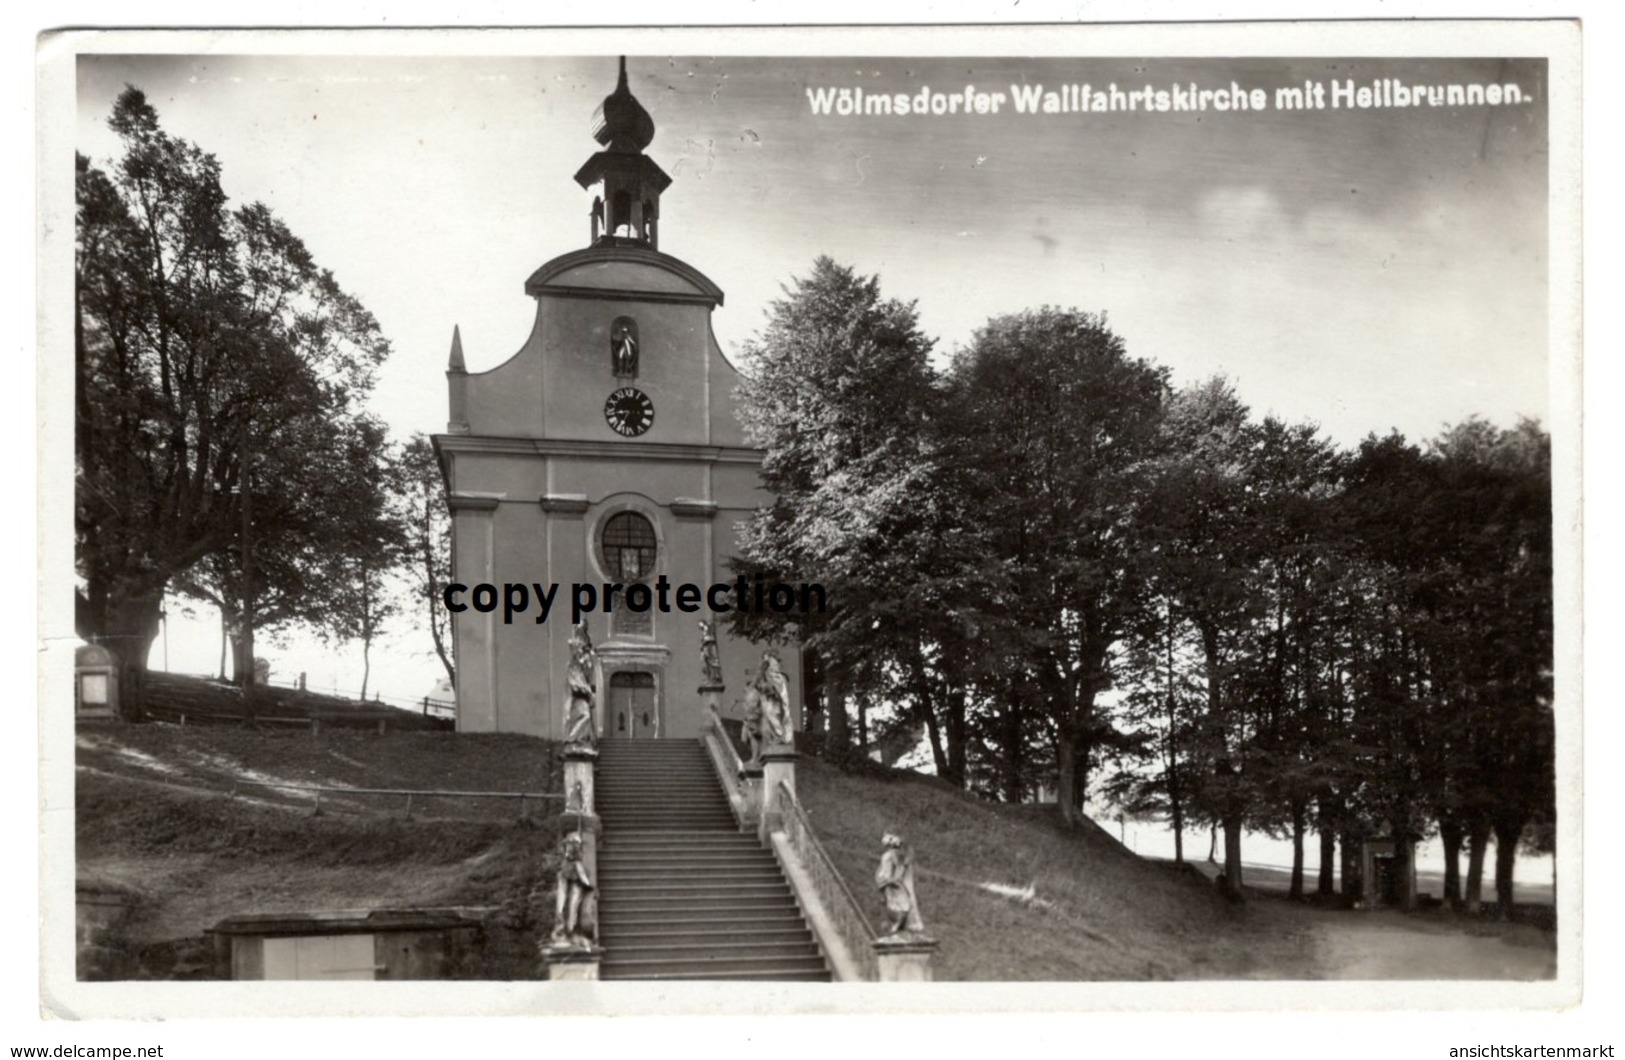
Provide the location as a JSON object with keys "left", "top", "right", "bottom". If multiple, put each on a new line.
{"left": 594, "top": 738, "right": 831, "bottom": 981}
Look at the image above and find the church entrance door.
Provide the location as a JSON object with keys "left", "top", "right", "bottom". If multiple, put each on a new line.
{"left": 609, "top": 671, "right": 657, "bottom": 738}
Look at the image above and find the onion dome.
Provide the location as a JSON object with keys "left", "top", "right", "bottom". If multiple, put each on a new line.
{"left": 591, "top": 57, "right": 655, "bottom": 153}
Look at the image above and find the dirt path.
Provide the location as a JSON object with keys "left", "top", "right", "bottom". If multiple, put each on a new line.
{"left": 1272, "top": 906, "right": 1556, "bottom": 980}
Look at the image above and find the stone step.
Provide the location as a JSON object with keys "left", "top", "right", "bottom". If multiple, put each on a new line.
{"left": 600, "top": 952, "right": 829, "bottom": 979}
{"left": 603, "top": 938, "right": 821, "bottom": 960}
{"left": 604, "top": 871, "right": 793, "bottom": 890}
{"left": 605, "top": 832, "right": 763, "bottom": 844}
{"left": 594, "top": 816, "right": 734, "bottom": 822}
{"left": 600, "top": 926, "right": 817, "bottom": 948}
{"left": 600, "top": 967, "right": 830, "bottom": 982}
{"left": 596, "top": 798, "right": 732, "bottom": 808}
{"left": 599, "top": 870, "right": 787, "bottom": 888}
{"left": 597, "top": 894, "right": 801, "bottom": 915}
{"left": 598, "top": 855, "right": 779, "bottom": 870}
{"left": 599, "top": 910, "right": 809, "bottom": 930}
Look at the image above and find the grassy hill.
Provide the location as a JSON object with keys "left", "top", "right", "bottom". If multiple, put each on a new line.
{"left": 796, "top": 758, "right": 1314, "bottom": 980}
{"left": 76, "top": 724, "right": 568, "bottom": 980}
{"left": 76, "top": 725, "right": 1321, "bottom": 980}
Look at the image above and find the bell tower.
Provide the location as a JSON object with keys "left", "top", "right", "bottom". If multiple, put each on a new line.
{"left": 575, "top": 57, "right": 672, "bottom": 249}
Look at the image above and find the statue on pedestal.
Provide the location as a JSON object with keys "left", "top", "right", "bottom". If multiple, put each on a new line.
{"left": 757, "top": 651, "right": 792, "bottom": 747}
{"left": 550, "top": 832, "right": 596, "bottom": 948}
{"left": 564, "top": 622, "right": 598, "bottom": 747}
{"left": 698, "top": 619, "right": 723, "bottom": 686}
{"left": 876, "top": 833, "right": 925, "bottom": 937}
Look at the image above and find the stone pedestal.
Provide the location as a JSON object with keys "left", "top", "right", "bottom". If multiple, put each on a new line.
{"left": 758, "top": 746, "right": 798, "bottom": 841}
{"left": 738, "top": 762, "right": 764, "bottom": 828}
{"left": 873, "top": 934, "right": 938, "bottom": 982}
{"left": 541, "top": 944, "right": 603, "bottom": 980}
{"left": 562, "top": 744, "right": 598, "bottom": 821}
{"left": 562, "top": 814, "right": 602, "bottom": 884}
{"left": 698, "top": 682, "right": 725, "bottom": 715}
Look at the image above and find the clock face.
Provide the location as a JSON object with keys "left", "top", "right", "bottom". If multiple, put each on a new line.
{"left": 604, "top": 387, "right": 655, "bottom": 437}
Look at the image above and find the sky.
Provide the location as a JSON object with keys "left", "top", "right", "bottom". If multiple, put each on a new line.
{"left": 70, "top": 45, "right": 1556, "bottom": 729}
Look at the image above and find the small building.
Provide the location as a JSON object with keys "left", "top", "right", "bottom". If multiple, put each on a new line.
{"left": 209, "top": 910, "right": 479, "bottom": 981}
{"left": 1359, "top": 835, "right": 1419, "bottom": 909}
{"left": 74, "top": 643, "right": 118, "bottom": 719}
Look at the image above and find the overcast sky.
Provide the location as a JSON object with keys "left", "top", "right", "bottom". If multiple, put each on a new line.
{"left": 72, "top": 47, "right": 1553, "bottom": 704}
{"left": 78, "top": 52, "right": 1549, "bottom": 451}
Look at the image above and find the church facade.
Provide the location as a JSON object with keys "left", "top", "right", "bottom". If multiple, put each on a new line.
{"left": 433, "top": 60, "right": 802, "bottom": 740}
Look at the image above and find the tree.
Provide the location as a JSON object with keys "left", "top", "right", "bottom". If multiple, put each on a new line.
{"left": 401, "top": 434, "right": 456, "bottom": 686}
{"left": 946, "top": 307, "right": 1169, "bottom": 824}
{"left": 76, "top": 86, "right": 390, "bottom": 714}
{"left": 731, "top": 257, "right": 970, "bottom": 770}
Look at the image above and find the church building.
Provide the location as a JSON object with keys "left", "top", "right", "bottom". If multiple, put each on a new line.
{"left": 433, "top": 59, "right": 802, "bottom": 740}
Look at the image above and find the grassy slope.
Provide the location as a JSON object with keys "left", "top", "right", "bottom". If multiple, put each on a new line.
{"left": 76, "top": 725, "right": 568, "bottom": 979}
{"left": 797, "top": 758, "right": 1317, "bottom": 980}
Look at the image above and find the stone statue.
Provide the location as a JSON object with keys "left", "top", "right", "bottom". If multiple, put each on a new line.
{"left": 875, "top": 833, "right": 925, "bottom": 937}
{"left": 611, "top": 320, "right": 638, "bottom": 377}
{"left": 551, "top": 832, "right": 596, "bottom": 947}
{"left": 698, "top": 619, "right": 723, "bottom": 686}
{"left": 591, "top": 196, "right": 605, "bottom": 242}
{"left": 563, "top": 622, "right": 598, "bottom": 747}
{"left": 739, "top": 676, "right": 763, "bottom": 767}
{"left": 756, "top": 651, "right": 792, "bottom": 747}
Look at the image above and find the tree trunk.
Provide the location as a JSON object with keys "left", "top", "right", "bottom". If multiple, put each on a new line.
{"left": 1289, "top": 796, "right": 1307, "bottom": 900}
{"left": 1492, "top": 815, "right": 1525, "bottom": 915}
{"left": 1056, "top": 735, "right": 1080, "bottom": 825}
{"left": 1002, "top": 698, "right": 1024, "bottom": 803}
{"left": 919, "top": 695, "right": 948, "bottom": 778}
{"left": 1207, "top": 822, "right": 1218, "bottom": 864}
{"left": 1393, "top": 830, "right": 1416, "bottom": 911}
{"left": 856, "top": 693, "right": 869, "bottom": 755}
{"left": 360, "top": 636, "right": 372, "bottom": 701}
{"left": 1221, "top": 811, "right": 1245, "bottom": 901}
{"left": 1317, "top": 824, "right": 1336, "bottom": 896}
{"left": 1440, "top": 819, "right": 1464, "bottom": 906}
{"left": 1340, "top": 829, "right": 1360, "bottom": 901}
{"left": 824, "top": 677, "right": 850, "bottom": 763}
{"left": 1170, "top": 790, "right": 1185, "bottom": 864}
{"left": 1464, "top": 819, "right": 1491, "bottom": 915}
{"left": 103, "top": 593, "right": 164, "bottom": 721}
{"left": 944, "top": 686, "right": 968, "bottom": 790}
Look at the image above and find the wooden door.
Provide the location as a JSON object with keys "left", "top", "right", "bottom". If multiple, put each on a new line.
{"left": 609, "top": 671, "right": 657, "bottom": 737}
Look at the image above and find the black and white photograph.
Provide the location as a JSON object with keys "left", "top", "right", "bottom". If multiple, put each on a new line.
{"left": 30, "top": 15, "right": 1601, "bottom": 1049}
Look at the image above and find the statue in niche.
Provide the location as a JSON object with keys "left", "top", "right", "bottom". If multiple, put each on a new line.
{"left": 875, "top": 833, "right": 925, "bottom": 937}
{"left": 698, "top": 619, "right": 723, "bottom": 687}
{"left": 611, "top": 317, "right": 639, "bottom": 378}
{"left": 563, "top": 622, "right": 598, "bottom": 747}
{"left": 591, "top": 196, "right": 605, "bottom": 243}
{"left": 756, "top": 651, "right": 792, "bottom": 747}
{"left": 550, "top": 832, "right": 596, "bottom": 948}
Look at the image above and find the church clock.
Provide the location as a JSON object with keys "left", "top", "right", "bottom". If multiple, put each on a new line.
{"left": 604, "top": 386, "right": 655, "bottom": 436}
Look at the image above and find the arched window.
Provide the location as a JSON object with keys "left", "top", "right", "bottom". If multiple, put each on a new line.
{"left": 600, "top": 511, "right": 656, "bottom": 582}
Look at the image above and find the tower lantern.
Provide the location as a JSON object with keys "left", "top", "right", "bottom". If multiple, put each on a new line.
{"left": 575, "top": 57, "right": 672, "bottom": 249}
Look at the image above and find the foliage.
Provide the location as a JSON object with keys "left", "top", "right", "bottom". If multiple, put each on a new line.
{"left": 401, "top": 434, "right": 457, "bottom": 685}
{"left": 727, "top": 255, "right": 1555, "bottom": 905}
{"left": 75, "top": 86, "right": 392, "bottom": 712}
{"left": 945, "top": 307, "right": 1170, "bottom": 822}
